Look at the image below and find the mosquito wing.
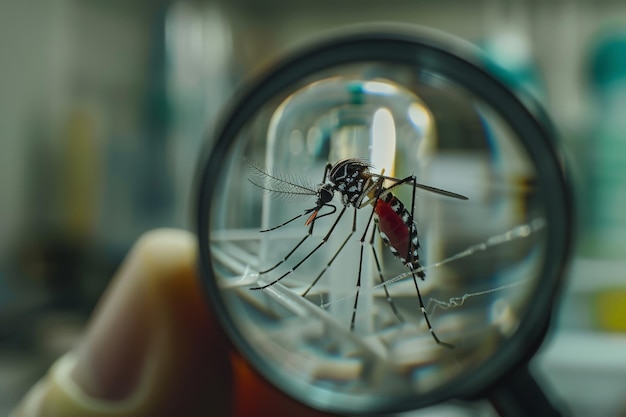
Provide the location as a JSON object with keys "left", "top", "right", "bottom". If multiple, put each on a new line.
{"left": 413, "top": 183, "right": 468, "bottom": 200}
{"left": 377, "top": 173, "right": 468, "bottom": 200}
{"left": 247, "top": 160, "right": 318, "bottom": 201}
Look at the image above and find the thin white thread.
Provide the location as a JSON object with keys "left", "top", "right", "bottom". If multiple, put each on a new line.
{"left": 426, "top": 280, "right": 525, "bottom": 316}
{"left": 320, "top": 218, "right": 545, "bottom": 309}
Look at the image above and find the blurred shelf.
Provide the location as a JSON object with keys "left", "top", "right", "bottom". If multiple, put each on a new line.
{"left": 565, "top": 257, "right": 626, "bottom": 293}
{"left": 537, "top": 329, "right": 626, "bottom": 370}
{"left": 534, "top": 330, "right": 626, "bottom": 417}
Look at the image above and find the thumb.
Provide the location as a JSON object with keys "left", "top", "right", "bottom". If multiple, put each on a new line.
{"left": 11, "top": 229, "right": 233, "bottom": 417}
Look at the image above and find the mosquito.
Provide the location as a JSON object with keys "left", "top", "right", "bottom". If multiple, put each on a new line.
{"left": 249, "top": 158, "right": 468, "bottom": 347}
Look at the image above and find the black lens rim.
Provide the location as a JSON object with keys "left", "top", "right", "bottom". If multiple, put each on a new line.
{"left": 195, "top": 27, "right": 573, "bottom": 415}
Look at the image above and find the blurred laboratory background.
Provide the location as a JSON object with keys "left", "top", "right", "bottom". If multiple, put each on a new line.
{"left": 1, "top": 0, "right": 626, "bottom": 416}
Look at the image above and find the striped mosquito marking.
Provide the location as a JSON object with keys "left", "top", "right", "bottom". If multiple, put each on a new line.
{"left": 249, "top": 158, "right": 467, "bottom": 348}
{"left": 374, "top": 193, "right": 425, "bottom": 277}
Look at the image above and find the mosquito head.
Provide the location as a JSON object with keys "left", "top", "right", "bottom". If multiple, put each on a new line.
{"left": 316, "top": 183, "right": 334, "bottom": 206}
{"left": 305, "top": 183, "right": 335, "bottom": 226}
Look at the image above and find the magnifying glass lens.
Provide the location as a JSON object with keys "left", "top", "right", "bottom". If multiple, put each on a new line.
{"left": 199, "top": 31, "right": 569, "bottom": 415}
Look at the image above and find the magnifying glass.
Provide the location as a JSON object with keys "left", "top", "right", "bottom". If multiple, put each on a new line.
{"left": 196, "top": 26, "right": 572, "bottom": 416}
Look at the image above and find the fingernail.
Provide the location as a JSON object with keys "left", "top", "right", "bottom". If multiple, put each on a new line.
{"left": 70, "top": 249, "right": 158, "bottom": 401}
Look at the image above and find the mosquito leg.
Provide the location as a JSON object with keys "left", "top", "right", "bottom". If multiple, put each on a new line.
{"left": 407, "top": 176, "right": 423, "bottom": 280}
{"left": 410, "top": 269, "right": 453, "bottom": 348}
{"left": 322, "top": 162, "right": 332, "bottom": 182}
{"left": 260, "top": 209, "right": 313, "bottom": 233}
{"left": 350, "top": 200, "right": 380, "bottom": 331}
{"left": 403, "top": 177, "right": 451, "bottom": 346}
{"left": 302, "top": 208, "right": 357, "bottom": 298}
{"left": 369, "top": 223, "right": 405, "bottom": 325}
{"left": 350, "top": 241, "right": 366, "bottom": 331}
{"left": 251, "top": 205, "right": 348, "bottom": 290}
{"left": 259, "top": 214, "right": 315, "bottom": 274}
{"left": 386, "top": 175, "right": 453, "bottom": 346}
{"left": 258, "top": 204, "right": 336, "bottom": 273}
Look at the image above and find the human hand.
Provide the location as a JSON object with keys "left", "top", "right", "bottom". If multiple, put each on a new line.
{"left": 11, "top": 229, "right": 333, "bottom": 417}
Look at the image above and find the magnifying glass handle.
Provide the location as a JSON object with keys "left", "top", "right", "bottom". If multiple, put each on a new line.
{"left": 487, "top": 364, "right": 568, "bottom": 417}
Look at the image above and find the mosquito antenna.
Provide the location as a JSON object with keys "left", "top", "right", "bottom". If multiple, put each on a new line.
{"left": 248, "top": 160, "right": 318, "bottom": 200}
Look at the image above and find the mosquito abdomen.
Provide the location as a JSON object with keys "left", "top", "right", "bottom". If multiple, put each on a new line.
{"left": 374, "top": 194, "right": 425, "bottom": 278}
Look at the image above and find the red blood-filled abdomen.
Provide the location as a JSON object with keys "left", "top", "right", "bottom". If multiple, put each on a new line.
{"left": 374, "top": 196, "right": 410, "bottom": 260}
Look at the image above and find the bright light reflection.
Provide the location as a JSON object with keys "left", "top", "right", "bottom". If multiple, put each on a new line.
{"left": 289, "top": 130, "right": 305, "bottom": 155}
{"left": 363, "top": 81, "right": 398, "bottom": 96}
{"left": 408, "top": 103, "right": 431, "bottom": 132}
{"left": 370, "top": 107, "right": 396, "bottom": 178}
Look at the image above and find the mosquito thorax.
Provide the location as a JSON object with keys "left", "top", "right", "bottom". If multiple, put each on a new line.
{"left": 328, "top": 159, "right": 372, "bottom": 206}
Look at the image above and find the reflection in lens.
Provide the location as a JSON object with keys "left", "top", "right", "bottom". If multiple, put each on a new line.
{"left": 207, "top": 62, "right": 550, "bottom": 412}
